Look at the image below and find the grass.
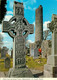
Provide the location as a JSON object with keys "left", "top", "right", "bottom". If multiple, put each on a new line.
{"left": 26, "top": 55, "right": 47, "bottom": 71}
{"left": 0, "top": 58, "right": 13, "bottom": 72}
{"left": 0, "top": 56, "right": 47, "bottom": 72}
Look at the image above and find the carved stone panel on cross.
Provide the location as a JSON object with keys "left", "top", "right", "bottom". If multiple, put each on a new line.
{"left": 47, "top": 14, "right": 57, "bottom": 33}
{"left": 13, "top": 1, "right": 24, "bottom": 16}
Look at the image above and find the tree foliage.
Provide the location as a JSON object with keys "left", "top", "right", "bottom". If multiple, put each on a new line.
{"left": 43, "top": 30, "right": 50, "bottom": 40}
{"left": 0, "top": 0, "right": 7, "bottom": 23}
{"left": 48, "top": 21, "right": 55, "bottom": 33}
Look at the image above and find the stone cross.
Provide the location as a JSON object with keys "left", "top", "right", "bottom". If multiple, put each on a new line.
{"left": 44, "top": 14, "right": 57, "bottom": 77}
{"left": 2, "top": 1, "right": 34, "bottom": 69}
{"left": 47, "top": 14, "right": 57, "bottom": 56}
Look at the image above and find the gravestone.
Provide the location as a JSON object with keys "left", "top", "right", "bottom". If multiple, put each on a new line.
{"left": 44, "top": 14, "right": 57, "bottom": 77}
{"left": 4, "top": 57, "right": 10, "bottom": 69}
{"left": 1, "top": 47, "right": 8, "bottom": 58}
{"left": 41, "top": 40, "right": 51, "bottom": 58}
{"left": 30, "top": 43, "right": 39, "bottom": 59}
{"left": 2, "top": 1, "right": 34, "bottom": 77}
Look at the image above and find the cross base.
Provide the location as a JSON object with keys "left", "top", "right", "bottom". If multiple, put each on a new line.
{"left": 44, "top": 64, "right": 57, "bottom": 77}
{"left": 44, "top": 55, "right": 57, "bottom": 77}
{"left": 8, "top": 67, "right": 33, "bottom": 77}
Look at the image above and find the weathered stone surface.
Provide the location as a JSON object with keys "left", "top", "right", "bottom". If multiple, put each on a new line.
{"left": 30, "top": 43, "right": 39, "bottom": 59}
{"left": 41, "top": 40, "right": 51, "bottom": 58}
{"left": 44, "top": 14, "right": 57, "bottom": 77}
{"left": 4, "top": 57, "right": 10, "bottom": 69}
{"left": 30, "top": 5, "right": 43, "bottom": 59}
{"left": 35, "top": 5, "right": 43, "bottom": 43}
{"left": 1, "top": 47, "right": 8, "bottom": 58}
{"left": 2, "top": 1, "right": 34, "bottom": 77}
{"left": 8, "top": 67, "right": 33, "bottom": 77}
{"left": 44, "top": 64, "right": 57, "bottom": 77}
{"left": 0, "top": 72, "right": 6, "bottom": 77}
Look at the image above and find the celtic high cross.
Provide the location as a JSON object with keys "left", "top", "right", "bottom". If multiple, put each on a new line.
{"left": 2, "top": 1, "right": 34, "bottom": 68}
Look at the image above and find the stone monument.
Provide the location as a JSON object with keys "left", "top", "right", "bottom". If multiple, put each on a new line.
{"left": 2, "top": 1, "right": 34, "bottom": 77}
{"left": 44, "top": 14, "right": 57, "bottom": 77}
{"left": 30, "top": 5, "right": 43, "bottom": 59}
{"left": 4, "top": 57, "right": 10, "bottom": 69}
{"left": 35, "top": 5, "right": 43, "bottom": 43}
{"left": 41, "top": 40, "right": 51, "bottom": 58}
{"left": 1, "top": 47, "right": 9, "bottom": 58}
{"left": 30, "top": 43, "right": 39, "bottom": 58}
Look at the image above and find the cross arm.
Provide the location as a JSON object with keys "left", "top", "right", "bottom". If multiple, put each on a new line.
{"left": 29, "top": 24, "right": 34, "bottom": 34}
{"left": 2, "top": 21, "right": 10, "bottom": 32}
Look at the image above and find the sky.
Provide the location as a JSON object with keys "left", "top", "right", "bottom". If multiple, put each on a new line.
{"left": 0, "top": 0, "right": 57, "bottom": 49}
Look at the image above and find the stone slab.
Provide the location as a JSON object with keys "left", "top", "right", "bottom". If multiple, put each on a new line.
{"left": 44, "top": 64, "right": 57, "bottom": 77}
{"left": 44, "top": 70, "right": 53, "bottom": 77}
{"left": 47, "top": 55, "right": 57, "bottom": 66}
{"left": 8, "top": 67, "right": 34, "bottom": 78}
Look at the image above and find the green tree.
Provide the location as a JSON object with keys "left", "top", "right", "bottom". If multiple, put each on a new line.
{"left": 0, "top": 0, "right": 7, "bottom": 23}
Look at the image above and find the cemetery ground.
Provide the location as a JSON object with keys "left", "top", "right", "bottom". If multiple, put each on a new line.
{"left": 0, "top": 54, "right": 47, "bottom": 77}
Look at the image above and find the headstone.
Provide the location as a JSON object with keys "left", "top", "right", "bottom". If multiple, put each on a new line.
{"left": 30, "top": 43, "right": 39, "bottom": 59}
{"left": 44, "top": 14, "right": 57, "bottom": 77}
{"left": 4, "top": 57, "right": 10, "bottom": 69}
{"left": 2, "top": 1, "right": 34, "bottom": 77}
{"left": 41, "top": 40, "right": 51, "bottom": 58}
{"left": 1, "top": 47, "right": 9, "bottom": 58}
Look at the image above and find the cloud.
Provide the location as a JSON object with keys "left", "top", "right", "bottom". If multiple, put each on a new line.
{"left": 7, "top": 0, "right": 19, "bottom": 9}
{"left": 4, "top": 11, "right": 13, "bottom": 21}
{"left": 25, "top": 40, "right": 34, "bottom": 48}
{"left": 4, "top": 15, "right": 13, "bottom": 21}
{"left": 34, "top": 0, "right": 36, "bottom": 3}
{"left": 0, "top": 14, "right": 13, "bottom": 32}
{"left": 7, "top": 0, "right": 14, "bottom": 9}
{"left": 43, "top": 21, "right": 50, "bottom": 31}
{"left": 0, "top": 15, "right": 13, "bottom": 37}
{"left": 28, "top": 6, "right": 32, "bottom": 10}
{"left": 7, "top": 0, "right": 37, "bottom": 10}
{"left": 24, "top": 5, "right": 37, "bottom": 10}
{"left": 23, "top": 0, "right": 36, "bottom": 5}
{"left": 3, "top": 41, "right": 13, "bottom": 44}
{"left": 3, "top": 42, "right": 13, "bottom": 49}
{"left": 33, "top": 7, "right": 36, "bottom": 10}
{"left": 0, "top": 32, "right": 7, "bottom": 37}
{"left": 33, "top": 21, "right": 35, "bottom": 26}
{"left": 6, "top": 11, "right": 13, "bottom": 15}
{"left": 26, "top": 40, "right": 34, "bottom": 43}
{"left": 20, "top": 0, "right": 37, "bottom": 10}
{"left": 27, "top": 6, "right": 36, "bottom": 10}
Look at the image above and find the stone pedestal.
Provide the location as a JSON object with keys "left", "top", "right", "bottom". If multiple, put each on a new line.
{"left": 44, "top": 14, "right": 57, "bottom": 77}
{"left": 44, "top": 64, "right": 57, "bottom": 77}
{"left": 44, "top": 33, "right": 57, "bottom": 77}
{"left": 8, "top": 67, "right": 33, "bottom": 77}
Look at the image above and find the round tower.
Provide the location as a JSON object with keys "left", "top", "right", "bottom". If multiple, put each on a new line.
{"left": 35, "top": 5, "right": 43, "bottom": 43}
